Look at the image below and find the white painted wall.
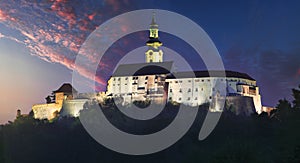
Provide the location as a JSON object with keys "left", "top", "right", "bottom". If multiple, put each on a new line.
{"left": 106, "top": 75, "right": 263, "bottom": 113}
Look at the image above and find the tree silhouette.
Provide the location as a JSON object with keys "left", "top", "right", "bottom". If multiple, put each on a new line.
{"left": 45, "top": 95, "right": 52, "bottom": 103}
{"left": 292, "top": 84, "right": 300, "bottom": 110}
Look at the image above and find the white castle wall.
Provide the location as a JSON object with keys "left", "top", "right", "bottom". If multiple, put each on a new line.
{"left": 107, "top": 75, "right": 166, "bottom": 104}
{"left": 107, "top": 75, "right": 263, "bottom": 113}
{"left": 167, "top": 77, "right": 261, "bottom": 113}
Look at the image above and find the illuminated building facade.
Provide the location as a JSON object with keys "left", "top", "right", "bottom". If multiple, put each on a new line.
{"left": 32, "top": 14, "right": 265, "bottom": 120}
{"left": 106, "top": 14, "right": 263, "bottom": 114}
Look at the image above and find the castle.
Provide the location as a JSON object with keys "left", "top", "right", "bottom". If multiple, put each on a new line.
{"left": 32, "top": 14, "right": 267, "bottom": 120}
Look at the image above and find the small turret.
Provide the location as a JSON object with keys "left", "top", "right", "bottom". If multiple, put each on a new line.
{"left": 16, "top": 109, "right": 21, "bottom": 118}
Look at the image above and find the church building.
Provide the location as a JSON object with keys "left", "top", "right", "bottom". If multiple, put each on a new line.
{"left": 106, "top": 14, "right": 263, "bottom": 114}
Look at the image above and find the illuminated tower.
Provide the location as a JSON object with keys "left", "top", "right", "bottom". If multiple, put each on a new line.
{"left": 145, "top": 13, "right": 163, "bottom": 63}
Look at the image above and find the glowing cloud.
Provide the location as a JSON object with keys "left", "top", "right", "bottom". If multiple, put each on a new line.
{"left": 0, "top": 0, "right": 136, "bottom": 90}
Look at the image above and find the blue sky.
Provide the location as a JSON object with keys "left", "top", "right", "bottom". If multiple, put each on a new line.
{"left": 0, "top": 0, "right": 299, "bottom": 123}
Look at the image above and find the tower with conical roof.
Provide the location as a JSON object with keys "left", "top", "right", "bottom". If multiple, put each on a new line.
{"left": 145, "top": 12, "right": 163, "bottom": 63}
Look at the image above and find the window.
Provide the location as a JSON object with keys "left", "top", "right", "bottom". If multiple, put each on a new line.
{"left": 179, "top": 89, "right": 182, "bottom": 93}
{"left": 188, "top": 80, "right": 191, "bottom": 82}
{"left": 169, "top": 97, "right": 172, "bottom": 100}
{"left": 208, "top": 79, "right": 210, "bottom": 82}
{"left": 179, "top": 80, "right": 183, "bottom": 83}
{"left": 125, "top": 77, "right": 128, "bottom": 80}
{"left": 195, "top": 97, "right": 198, "bottom": 100}
{"left": 212, "top": 88, "right": 215, "bottom": 91}
{"left": 201, "top": 88, "right": 204, "bottom": 91}
{"left": 178, "top": 98, "right": 182, "bottom": 101}
{"left": 195, "top": 79, "right": 200, "bottom": 82}
{"left": 202, "top": 80, "right": 204, "bottom": 82}
{"left": 187, "top": 97, "right": 190, "bottom": 101}
{"left": 175, "top": 81, "right": 178, "bottom": 83}
{"left": 170, "top": 89, "right": 173, "bottom": 93}
{"left": 113, "top": 78, "right": 116, "bottom": 81}
{"left": 195, "top": 88, "right": 198, "bottom": 92}
{"left": 118, "top": 78, "right": 120, "bottom": 81}
{"left": 145, "top": 76, "right": 148, "bottom": 80}
{"left": 188, "top": 88, "right": 191, "bottom": 92}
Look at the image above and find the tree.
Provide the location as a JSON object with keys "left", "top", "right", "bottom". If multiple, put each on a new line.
{"left": 292, "top": 84, "right": 300, "bottom": 110}
{"left": 45, "top": 95, "right": 52, "bottom": 103}
{"left": 272, "top": 99, "right": 292, "bottom": 120}
{"left": 276, "top": 99, "right": 292, "bottom": 110}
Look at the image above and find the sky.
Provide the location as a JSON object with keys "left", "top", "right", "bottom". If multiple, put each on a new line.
{"left": 0, "top": 0, "right": 300, "bottom": 123}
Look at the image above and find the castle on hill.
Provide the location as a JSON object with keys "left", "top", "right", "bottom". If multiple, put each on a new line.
{"left": 31, "top": 14, "right": 270, "bottom": 120}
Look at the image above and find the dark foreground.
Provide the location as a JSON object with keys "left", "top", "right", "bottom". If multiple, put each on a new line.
{"left": 0, "top": 104, "right": 300, "bottom": 163}
{"left": 1, "top": 85, "right": 300, "bottom": 163}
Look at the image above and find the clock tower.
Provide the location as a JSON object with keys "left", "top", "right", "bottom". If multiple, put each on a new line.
{"left": 145, "top": 13, "right": 163, "bottom": 63}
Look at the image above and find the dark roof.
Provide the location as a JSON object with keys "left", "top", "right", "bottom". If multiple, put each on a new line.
{"left": 53, "top": 83, "right": 78, "bottom": 94}
{"left": 167, "top": 70, "right": 255, "bottom": 81}
{"left": 146, "top": 38, "right": 162, "bottom": 44}
{"left": 112, "top": 61, "right": 173, "bottom": 77}
{"left": 112, "top": 62, "right": 255, "bottom": 81}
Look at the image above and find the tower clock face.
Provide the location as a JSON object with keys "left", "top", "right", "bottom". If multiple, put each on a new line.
{"left": 149, "top": 52, "right": 153, "bottom": 55}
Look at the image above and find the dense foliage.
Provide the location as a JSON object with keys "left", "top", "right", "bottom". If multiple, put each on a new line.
{"left": 0, "top": 85, "right": 300, "bottom": 163}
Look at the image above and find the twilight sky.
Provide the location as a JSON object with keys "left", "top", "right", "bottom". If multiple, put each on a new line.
{"left": 0, "top": 0, "right": 299, "bottom": 123}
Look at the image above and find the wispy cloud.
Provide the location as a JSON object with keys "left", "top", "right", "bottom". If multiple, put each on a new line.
{"left": 0, "top": 31, "right": 24, "bottom": 44}
{"left": 0, "top": 0, "right": 136, "bottom": 90}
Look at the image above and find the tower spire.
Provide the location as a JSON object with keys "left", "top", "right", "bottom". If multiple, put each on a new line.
{"left": 145, "top": 12, "right": 163, "bottom": 63}
{"left": 151, "top": 12, "right": 157, "bottom": 26}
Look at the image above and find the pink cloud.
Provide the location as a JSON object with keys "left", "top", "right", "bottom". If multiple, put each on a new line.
{"left": 0, "top": 9, "right": 16, "bottom": 22}
{"left": 104, "top": 0, "right": 129, "bottom": 12}
{"left": 78, "top": 19, "right": 90, "bottom": 31}
{"left": 21, "top": 31, "right": 37, "bottom": 41}
{"left": 50, "top": 0, "right": 77, "bottom": 27}
{"left": 0, "top": 9, "right": 7, "bottom": 21}
{"left": 297, "top": 69, "right": 300, "bottom": 77}
{"left": 0, "top": 0, "right": 136, "bottom": 89}
{"left": 0, "top": 32, "right": 4, "bottom": 38}
{"left": 88, "top": 12, "right": 97, "bottom": 21}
